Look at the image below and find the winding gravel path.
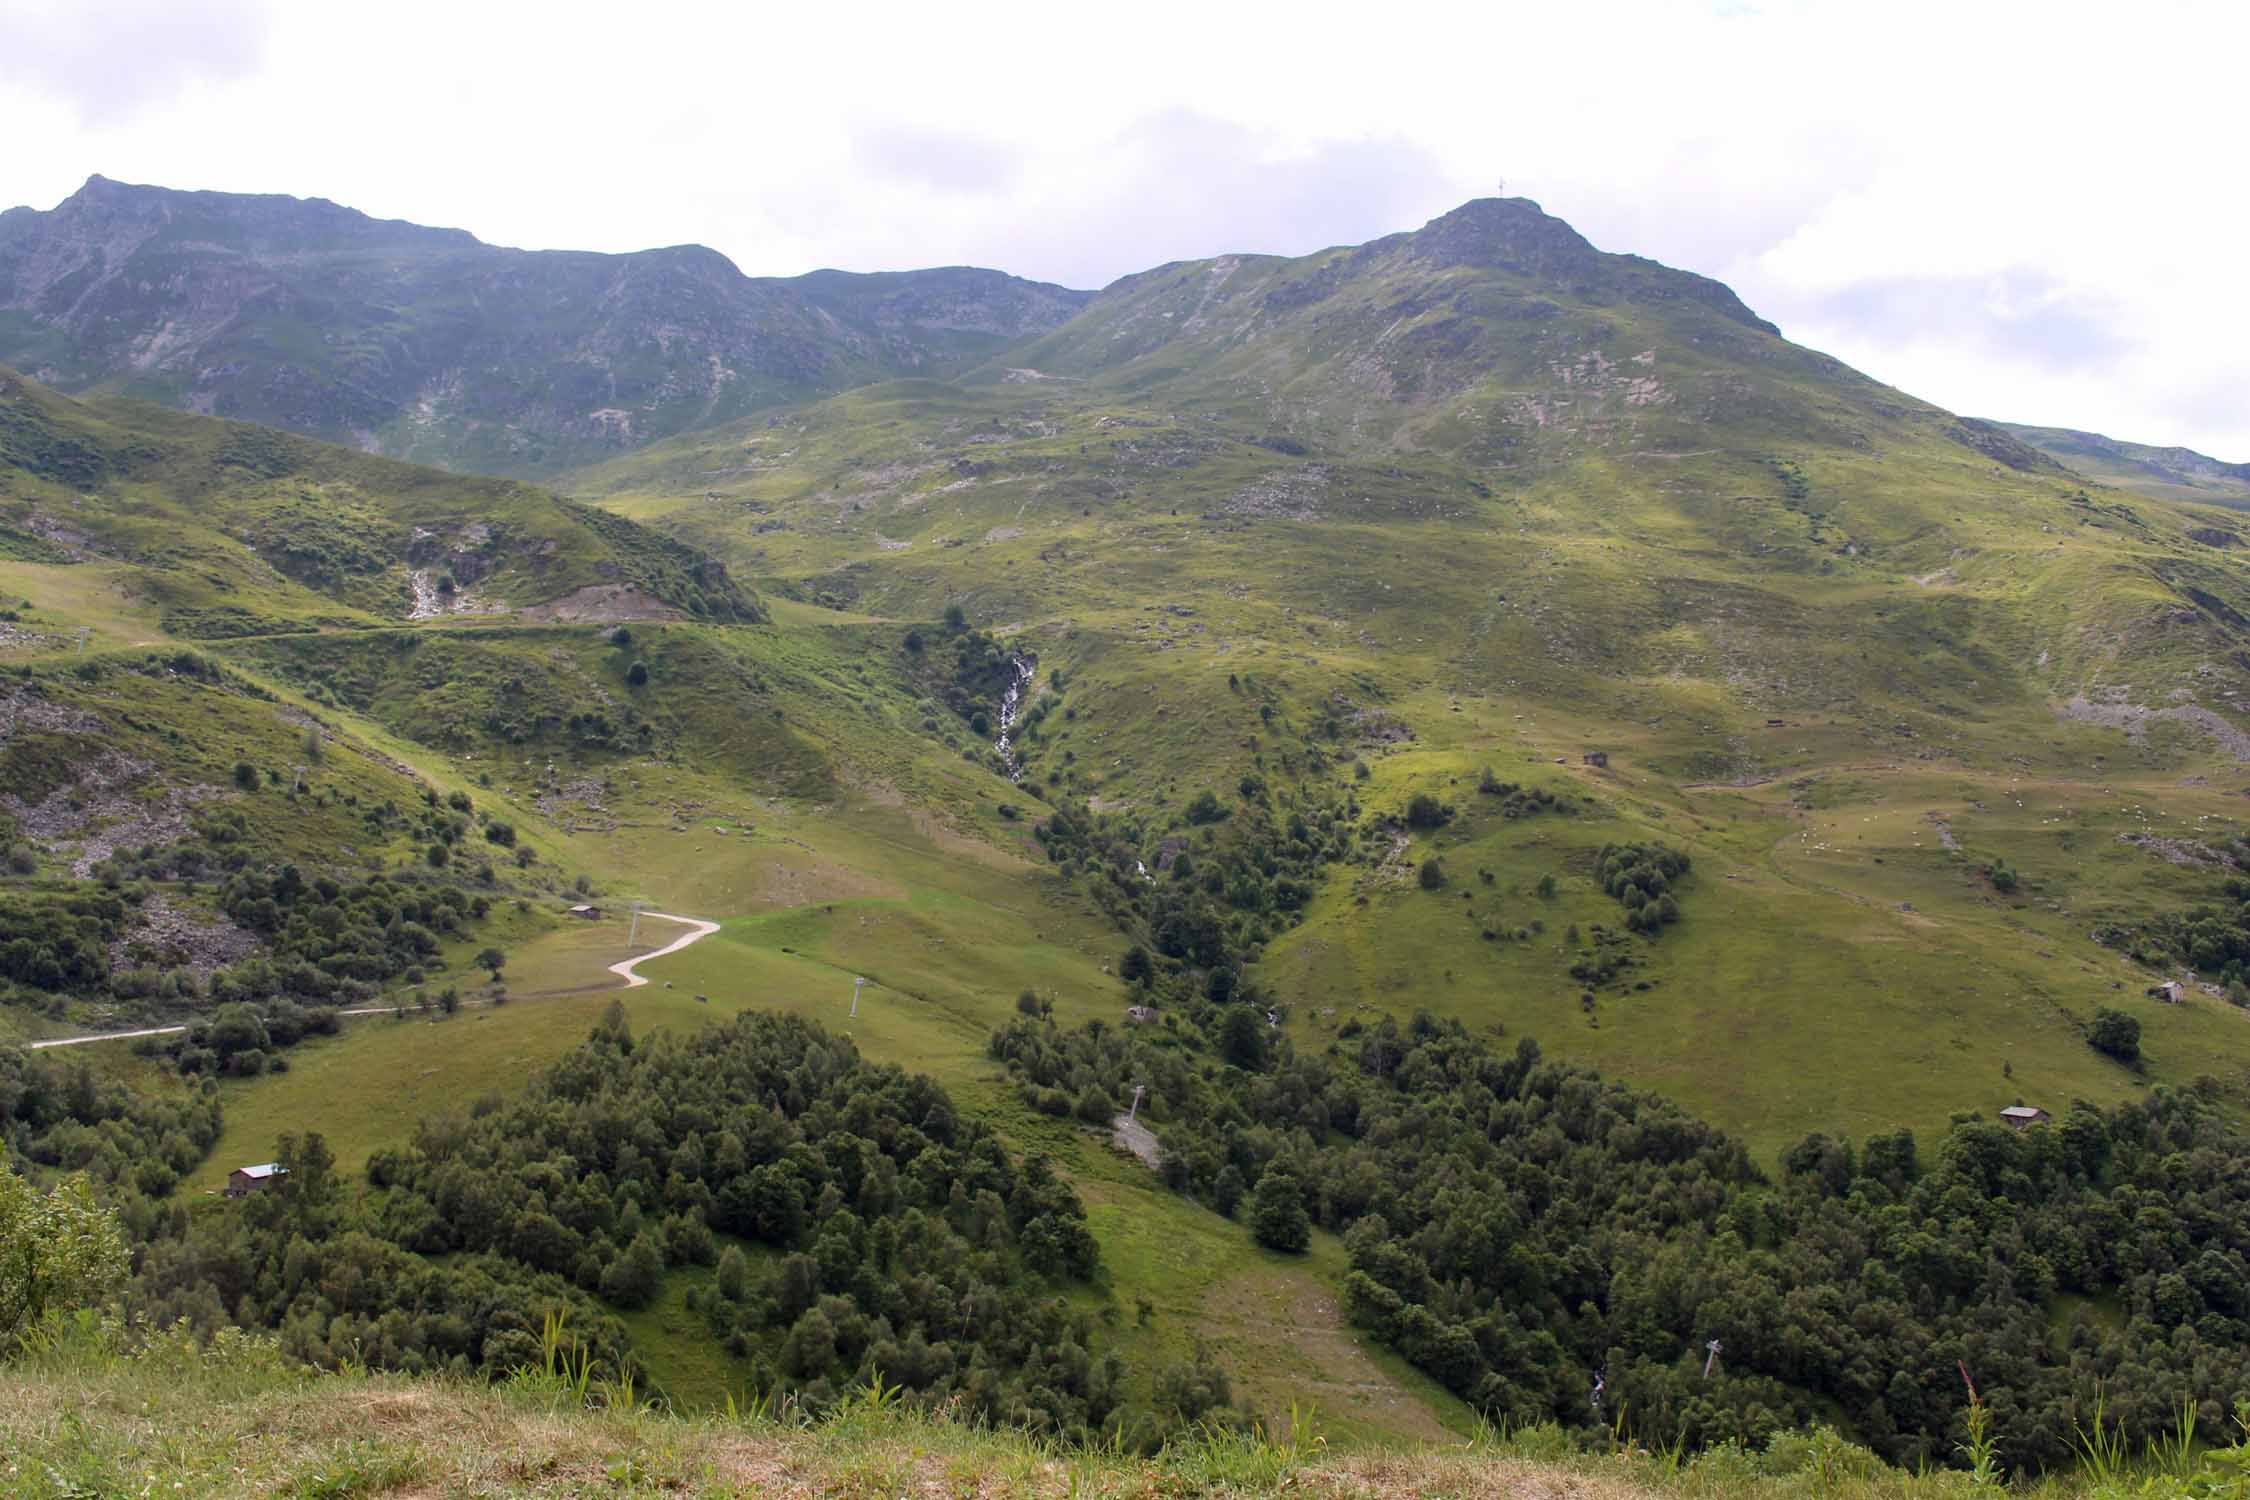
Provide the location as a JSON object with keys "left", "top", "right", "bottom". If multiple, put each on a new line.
{"left": 606, "top": 911, "right": 721, "bottom": 988}
{"left": 25, "top": 910, "right": 723, "bottom": 1049}
{"left": 29, "top": 1003, "right": 399, "bottom": 1051}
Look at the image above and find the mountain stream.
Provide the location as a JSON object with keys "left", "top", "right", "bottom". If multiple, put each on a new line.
{"left": 994, "top": 654, "right": 1036, "bottom": 783}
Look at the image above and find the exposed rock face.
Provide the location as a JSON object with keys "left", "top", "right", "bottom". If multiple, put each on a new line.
{"left": 0, "top": 176, "right": 1091, "bottom": 477}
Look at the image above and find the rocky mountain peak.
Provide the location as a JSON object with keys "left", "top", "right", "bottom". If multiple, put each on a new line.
{"left": 1399, "top": 195, "right": 1601, "bottom": 277}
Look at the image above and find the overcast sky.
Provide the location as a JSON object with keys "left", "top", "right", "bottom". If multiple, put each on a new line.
{"left": 4, "top": 0, "right": 2243, "bottom": 457}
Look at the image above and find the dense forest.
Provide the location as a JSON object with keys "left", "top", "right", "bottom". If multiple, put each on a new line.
{"left": 0, "top": 1010, "right": 1237, "bottom": 1441}
{"left": 992, "top": 1009, "right": 2250, "bottom": 1472}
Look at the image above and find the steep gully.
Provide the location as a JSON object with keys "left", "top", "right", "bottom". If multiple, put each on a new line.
{"left": 991, "top": 653, "right": 1152, "bottom": 884}
{"left": 993, "top": 654, "right": 1035, "bottom": 781}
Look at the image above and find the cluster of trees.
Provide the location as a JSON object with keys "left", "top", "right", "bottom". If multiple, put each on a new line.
{"left": 157, "top": 997, "right": 344, "bottom": 1078}
{"left": 0, "top": 888, "right": 127, "bottom": 994}
{"left": 211, "top": 867, "right": 488, "bottom": 989}
{"left": 129, "top": 1126, "right": 640, "bottom": 1379}
{"left": 117, "top": 1009, "right": 1132, "bottom": 1431}
{"left": 4, "top": 1008, "right": 1243, "bottom": 1444}
{"left": 903, "top": 616, "right": 1017, "bottom": 728}
{"left": 1475, "top": 770, "right": 1576, "bottom": 819}
{"left": 1595, "top": 842, "right": 1688, "bottom": 934}
{"left": 1035, "top": 792, "right": 1353, "bottom": 1013}
{"left": 2134, "top": 867, "right": 2250, "bottom": 991}
{"left": 992, "top": 1008, "right": 2250, "bottom": 1471}
{"left": 1, "top": 1046, "right": 221, "bottom": 1208}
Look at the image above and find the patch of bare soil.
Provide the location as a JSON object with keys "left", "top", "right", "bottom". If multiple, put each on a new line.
{"left": 0, "top": 686, "right": 104, "bottom": 741}
{"left": 2118, "top": 830, "right": 2224, "bottom": 866}
{"left": 61, "top": 782, "right": 224, "bottom": 876}
{"left": 1110, "top": 1112, "right": 1160, "bottom": 1169}
{"left": 536, "top": 775, "right": 615, "bottom": 832}
{"left": 109, "top": 893, "right": 260, "bottom": 978}
{"left": 1224, "top": 466, "right": 1332, "bottom": 520}
{"left": 0, "top": 623, "right": 61, "bottom": 650}
{"left": 2059, "top": 693, "right": 2250, "bottom": 761}
{"left": 516, "top": 585, "right": 680, "bottom": 624}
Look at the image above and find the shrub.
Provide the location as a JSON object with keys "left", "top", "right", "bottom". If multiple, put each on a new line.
{"left": 1419, "top": 858, "right": 1445, "bottom": 890}
{"left": 1404, "top": 793, "right": 1451, "bottom": 830}
{"left": 2090, "top": 1007, "right": 2141, "bottom": 1063}
{"left": 626, "top": 660, "right": 650, "bottom": 687}
{"left": 600, "top": 1231, "right": 665, "bottom": 1309}
{"left": 1249, "top": 1170, "right": 1310, "bottom": 1253}
{"left": 0, "top": 1172, "right": 128, "bottom": 1353}
{"left": 716, "top": 1244, "right": 749, "bottom": 1301}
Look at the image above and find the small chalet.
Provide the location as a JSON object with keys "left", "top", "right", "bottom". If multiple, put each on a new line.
{"left": 2147, "top": 980, "right": 2185, "bottom": 1003}
{"left": 1999, "top": 1106, "right": 2050, "bottom": 1130}
{"left": 1124, "top": 1005, "right": 1159, "bottom": 1025}
{"left": 568, "top": 903, "right": 604, "bottom": 920}
{"left": 226, "top": 1162, "right": 287, "bottom": 1197}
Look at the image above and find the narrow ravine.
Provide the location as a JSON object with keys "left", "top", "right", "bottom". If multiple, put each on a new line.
{"left": 993, "top": 653, "right": 1036, "bottom": 782}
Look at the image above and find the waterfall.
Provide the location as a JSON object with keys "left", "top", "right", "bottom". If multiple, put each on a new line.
{"left": 993, "top": 654, "right": 1036, "bottom": 783}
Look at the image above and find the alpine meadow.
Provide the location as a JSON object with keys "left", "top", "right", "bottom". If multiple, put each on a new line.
{"left": 5, "top": 160, "right": 2250, "bottom": 1500}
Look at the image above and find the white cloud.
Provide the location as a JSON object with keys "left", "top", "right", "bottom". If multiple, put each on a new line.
{"left": 0, "top": 0, "right": 271, "bottom": 124}
{"left": 0, "top": 0, "right": 2242, "bottom": 455}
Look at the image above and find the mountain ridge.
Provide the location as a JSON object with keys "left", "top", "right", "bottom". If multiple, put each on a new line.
{"left": 0, "top": 175, "right": 1092, "bottom": 477}
{"left": 1994, "top": 418, "right": 2250, "bottom": 505}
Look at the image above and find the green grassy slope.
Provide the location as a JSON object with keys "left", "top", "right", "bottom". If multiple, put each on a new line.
{"left": 0, "top": 365, "right": 758, "bottom": 637}
{"left": 572, "top": 199, "right": 2250, "bottom": 1156}
{"left": 21, "top": 195, "right": 2250, "bottom": 1445}
{"left": 0, "top": 377, "right": 1462, "bottom": 1434}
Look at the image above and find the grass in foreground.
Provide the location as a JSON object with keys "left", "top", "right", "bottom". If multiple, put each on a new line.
{"left": 12, "top": 1323, "right": 2219, "bottom": 1500}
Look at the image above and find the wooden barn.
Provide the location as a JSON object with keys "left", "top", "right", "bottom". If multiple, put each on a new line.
{"left": 225, "top": 1162, "right": 288, "bottom": 1197}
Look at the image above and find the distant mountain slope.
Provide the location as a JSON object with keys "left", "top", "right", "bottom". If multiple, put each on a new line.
{"left": 576, "top": 196, "right": 2250, "bottom": 1157}
{"left": 0, "top": 176, "right": 1090, "bottom": 477}
{"left": 975, "top": 197, "right": 2064, "bottom": 477}
{"left": 1995, "top": 420, "right": 2250, "bottom": 505}
{"left": 0, "top": 364, "right": 756, "bottom": 635}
